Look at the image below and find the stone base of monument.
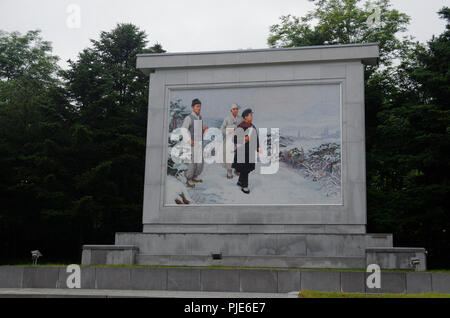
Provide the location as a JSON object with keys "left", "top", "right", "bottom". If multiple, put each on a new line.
{"left": 81, "top": 232, "right": 427, "bottom": 271}
{"left": 1, "top": 266, "right": 448, "bottom": 294}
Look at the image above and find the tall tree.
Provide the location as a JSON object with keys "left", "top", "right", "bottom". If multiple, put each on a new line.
{"left": 267, "top": 0, "right": 415, "bottom": 178}
{"left": 267, "top": 1, "right": 450, "bottom": 267}
{"left": 268, "top": 0, "right": 410, "bottom": 67}
{"left": 0, "top": 30, "right": 76, "bottom": 262}
{"left": 368, "top": 8, "right": 450, "bottom": 267}
{"left": 63, "top": 23, "right": 165, "bottom": 250}
{"left": 0, "top": 24, "right": 166, "bottom": 264}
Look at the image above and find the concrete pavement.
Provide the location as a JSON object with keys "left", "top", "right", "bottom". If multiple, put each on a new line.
{"left": 0, "top": 288, "right": 298, "bottom": 298}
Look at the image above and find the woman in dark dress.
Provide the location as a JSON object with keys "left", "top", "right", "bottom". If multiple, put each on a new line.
{"left": 232, "top": 108, "right": 262, "bottom": 194}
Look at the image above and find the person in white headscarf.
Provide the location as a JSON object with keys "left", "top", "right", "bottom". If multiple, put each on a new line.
{"left": 220, "top": 103, "right": 241, "bottom": 179}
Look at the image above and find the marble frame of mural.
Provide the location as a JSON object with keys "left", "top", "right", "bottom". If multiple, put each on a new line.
{"left": 138, "top": 45, "right": 375, "bottom": 228}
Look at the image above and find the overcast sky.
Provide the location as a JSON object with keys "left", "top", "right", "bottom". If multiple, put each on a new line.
{"left": 0, "top": 0, "right": 448, "bottom": 69}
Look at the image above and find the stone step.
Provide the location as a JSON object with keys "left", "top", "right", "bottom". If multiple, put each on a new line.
{"left": 136, "top": 254, "right": 366, "bottom": 269}
{"left": 141, "top": 224, "right": 367, "bottom": 234}
{"left": 116, "top": 232, "right": 393, "bottom": 260}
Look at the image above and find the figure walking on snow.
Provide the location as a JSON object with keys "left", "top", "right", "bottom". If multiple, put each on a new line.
{"left": 181, "top": 98, "right": 208, "bottom": 188}
{"left": 220, "top": 103, "right": 241, "bottom": 179}
{"left": 232, "top": 108, "right": 262, "bottom": 194}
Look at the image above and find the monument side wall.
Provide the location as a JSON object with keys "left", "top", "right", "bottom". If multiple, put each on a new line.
{"left": 142, "top": 59, "right": 367, "bottom": 233}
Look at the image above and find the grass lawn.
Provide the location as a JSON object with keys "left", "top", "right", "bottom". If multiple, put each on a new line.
{"left": 298, "top": 290, "right": 450, "bottom": 298}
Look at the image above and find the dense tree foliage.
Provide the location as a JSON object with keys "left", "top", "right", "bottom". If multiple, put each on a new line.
{"left": 368, "top": 7, "right": 450, "bottom": 268}
{"left": 268, "top": 0, "right": 410, "bottom": 67}
{"left": 0, "top": 24, "right": 164, "bottom": 263}
{"left": 269, "top": 1, "right": 449, "bottom": 268}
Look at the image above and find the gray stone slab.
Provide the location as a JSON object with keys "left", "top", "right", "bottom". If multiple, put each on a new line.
{"left": 365, "top": 272, "right": 406, "bottom": 294}
{"left": 0, "top": 266, "right": 24, "bottom": 288}
{"left": 81, "top": 249, "right": 91, "bottom": 266}
{"left": 22, "top": 266, "right": 60, "bottom": 288}
{"left": 431, "top": 273, "right": 450, "bottom": 294}
{"left": 406, "top": 273, "right": 432, "bottom": 294}
{"left": 95, "top": 267, "right": 131, "bottom": 290}
{"left": 248, "top": 234, "right": 277, "bottom": 256}
{"left": 83, "top": 245, "right": 138, "bottom": 250}
{"left": 167, "top": 269, "right": 201, "bottom": 291}
{"left": 57, "top": 267, "right": 68, "bottom": 289}
{"left": 81, "top": 245, "right": 138, "bottom": 266}
{"left": 305, "top": 235, "right": 365, "bottom": 257}
{"left": 277, "top": 270, "right": 300, "bottom": 293}
{"left": 140, "top": 224, "right": 367, "bottom": 234}
{"left": 132, "top": 233, "right": 373, "bottom": 259}
{"left": 187, "top": 234, "right": 248, "bottom": 256}
{"left": 200, "top": 269, "right": 240, "bottom": 292}
{"left": 341, "top": 271, "right": 365, "bottom": 293}
{"left": 367, "top": 251, "right": 415, "bottom": 270}
{"left": 366, "top": 248, "right": 427, "bottom": 270}
{"left": 81, "top": 267, "right": 96, "bottom": 289}
{"left": 129, "top": 233, "right": 188, "bottom": 255}
{"left": 276, "top": 235, "right": 307, "bottom": 256}
{"left": 90, "top": 250, "right": 107, "bottom": 265}
{"left": 365, "top": 234, "right": 393, "bottom": 248}
{"left": 130, "top": 268, "right": 167, "bottom": 290}
{"left": 106, "top": 249, "right": 137, "bottom": 265}
{"left": 137, "top": 254, "right": 365, "bottom": 269}
{"left": 136, "top": 44, "right": 379, "bottom": 72}
{"left": 239, "top": 270, "right": 278, "bottom": 293}
{"left": 301, "top": 271, "right": 340, "bottom": 292}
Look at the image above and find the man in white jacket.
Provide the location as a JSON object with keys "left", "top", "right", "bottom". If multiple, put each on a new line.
{"left": 181, "top": 98, "right": 208, "bottom": 188}
{"left": 220, "top": 103, "right": 241, "bottom": 179}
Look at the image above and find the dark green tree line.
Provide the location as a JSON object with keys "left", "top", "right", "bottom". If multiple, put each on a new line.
{"left": 0, "top": 2, "right": 448, "bottom": 268}
{"left": 0, "top": 24, "right": 164, "bottom": 263}
{"left": 268, "top": 0, "right": 449, "bottom": 268}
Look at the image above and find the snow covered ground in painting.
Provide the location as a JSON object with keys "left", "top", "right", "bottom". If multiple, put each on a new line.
{"left": 165, "top": 161, "right": 341, "bottom": 206}
{"left": 165, "top": 117, "right": 342, "bottom": 206}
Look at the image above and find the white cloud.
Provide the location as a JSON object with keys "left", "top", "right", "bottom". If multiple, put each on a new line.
{"left": 0, "top": 0, "right": 448, "bottom": 69}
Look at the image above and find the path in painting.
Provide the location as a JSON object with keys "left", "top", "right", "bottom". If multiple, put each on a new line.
{"left": 183, "top": 161, "right": 340, "bottom": 205}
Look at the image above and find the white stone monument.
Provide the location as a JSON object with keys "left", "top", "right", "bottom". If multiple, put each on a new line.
{"left": 82, "top": 44, "right": 426, "bottom": 270}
